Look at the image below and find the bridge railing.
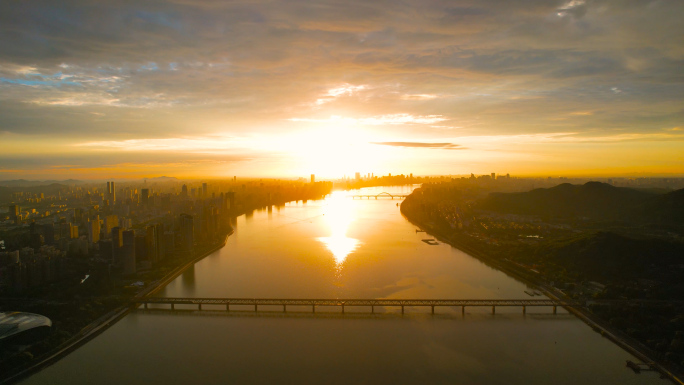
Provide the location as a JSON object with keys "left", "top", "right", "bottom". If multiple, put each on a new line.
{"left": 132, "top": 297, "right": 587, "bottom": 314}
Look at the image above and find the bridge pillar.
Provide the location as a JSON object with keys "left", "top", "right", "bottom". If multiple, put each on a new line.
{"left": 492, "top": 306, "right": 496, "bottom": 315}
{"left": 254, "top": 304, "right": 258, "bottom": 312}
{"left": 342, "top": 305, "right": 345, "bottom": 314}
{"left": 171, "top": 304, "right": 174, "bottom": 310}
{"left": 312, "top": 305, "right": 315, "bottom": 313}
{"left": 198, "top": 304, "right": 202, "bottom": 311}
{"left": 553, "top": 306, "right": 557, "bottom": 314}
{"left": 371, "top": 306, "right": 374, "bottom": 313}
{"left": 283, "top": 305, "right": 286, "bottom": 313}
{"left": 522, "top": 306, "right": 526, "bottom": 315}
{"left": 401, "top": 305, "right": 404, "bottom": 314}
{"left": 431, "top": 306, "right": 435, "bottom": 315}
{"left": 144, "top": 303, "right": 148, "bottom": 310}
{"left": 462, "top": 306, "right": 465, "bottom": 315}
{"left": 226, "top": 304, "right": 230, "bottom": 311}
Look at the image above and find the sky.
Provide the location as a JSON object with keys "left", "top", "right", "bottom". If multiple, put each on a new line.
{"left": 0, "top": 0, "right": 683, "bottom": 180}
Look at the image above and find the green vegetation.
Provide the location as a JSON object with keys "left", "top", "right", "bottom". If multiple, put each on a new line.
{"left": 401, "top": 181, "right": 684, "bottom": 369}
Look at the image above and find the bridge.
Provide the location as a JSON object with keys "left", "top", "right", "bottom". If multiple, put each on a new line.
{"left": 350, "top": 192, "right": 409, "bottom": 200}
{"left": 132, "top": 298, "right": 583, "bottom": 315}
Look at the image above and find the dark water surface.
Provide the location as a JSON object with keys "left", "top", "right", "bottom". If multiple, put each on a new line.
{"left": 22, "top": 186, "right": 663, "bottom": 384}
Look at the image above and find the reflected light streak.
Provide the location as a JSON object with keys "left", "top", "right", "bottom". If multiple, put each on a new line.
{"left": 317, "top": 191, "right": 361, "bottom": 268}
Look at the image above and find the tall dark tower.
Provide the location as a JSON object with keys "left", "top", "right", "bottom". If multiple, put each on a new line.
{"left": 180, "top": 214, "right": 194, "bottom": 252}
{"left": 141, "top": 189, "right": 150, "bottom": 206}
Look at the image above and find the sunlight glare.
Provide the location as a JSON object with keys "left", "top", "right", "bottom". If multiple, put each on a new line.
{"left": 317, "top": 191, "right": 361, "bottom": 267}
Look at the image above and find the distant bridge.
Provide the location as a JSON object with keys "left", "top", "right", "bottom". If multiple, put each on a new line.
{"left": 132, "top": 298, "right": 585, "bottom": 315}
{"left": 350, "top": 192, "right": 409, "bottom": 200}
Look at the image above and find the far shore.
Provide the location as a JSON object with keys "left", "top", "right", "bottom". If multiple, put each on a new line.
{"left": 399, "top": 202, "right": 684, "bottom": 385}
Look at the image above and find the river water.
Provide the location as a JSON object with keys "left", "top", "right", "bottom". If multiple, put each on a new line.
{"left": 22, "top": 186, "right": 664, "bottom": 384}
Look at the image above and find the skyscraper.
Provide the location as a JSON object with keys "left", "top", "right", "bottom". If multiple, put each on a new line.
{"left": 181, "top": 184, "right": 188, "bottom": 197}
{"left": 87, "top": 216, "right": 101, "bottom": 244}
{"left": 202, "top": 183, "right": 208, "bottom": 198}
{"left": 180, "top": 214, "right": 194, "bottom": 252}
{"left": 106, "top": 181, "right": 116, "bottom": 203}
{"left": 311, "top": 174, "right": 315, "bottom": 183}
{"left": 146, "top": 225, "right": 158, "bottom": 263}
{"left": 141, "top": 189, "right": 150, "bottom": 206}
{"left": 8, "top": 205, "right": 19, "bottom": 223}
{"left": 122, "top": 230, "right": 136, "bottom": 276}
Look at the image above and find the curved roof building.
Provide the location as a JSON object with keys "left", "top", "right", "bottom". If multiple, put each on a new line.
{"left": 0, "top": 312, "right": 52, "bottom": 343}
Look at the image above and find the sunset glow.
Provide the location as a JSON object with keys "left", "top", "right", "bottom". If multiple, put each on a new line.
{"left": 0, "top": 0, "right": 682, "bottom": 179}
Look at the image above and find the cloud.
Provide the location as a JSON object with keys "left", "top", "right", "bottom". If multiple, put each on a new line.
{"left": 371, "top": 142, "right": 465, "bottom": 149}
{"left": 0, "top": 0, "right": 682, "bottom": 177}
{"left": 289, "top": 114, "right": 447, "bottom": 125}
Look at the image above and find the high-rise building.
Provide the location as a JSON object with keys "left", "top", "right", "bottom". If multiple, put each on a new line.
{"left": 155, "top": 223, "right": 165, "bottom": 261}
{"left": 491, "top": 173, "right": 496, "bottom": 180}
{"left": 311, "top": 174, "right": 315, "bottom": 183}
{"left": 87, "top": 216, "right": 101, "bottom": 244}
{"left": 111, "top": 226, "right": 123, "bottom": 265}
{"left": 104, "top": 215, "right": 119, "bottom": 236}
{"left": 355, "top": 172, "right": 361, "bottom": 181}
{"left": 141, "top": 189, "right": 150, "bottom": 206}
{"left": 8, "top": 205, "right": 19, "bottom": 223}
{"left": 180, "top": 214, "right": 194, "bottom": 252}
{"left": 106, "top": 181, "right": 116, "bottom": 203}
{"left": 181, "top": 184, "right": 188, "bottom": 197}
{"left": 146, "top": 225, "right": 158, "bottom": 263}
{"left": 111, "top": 227, "right": 123, "bottom": 248}
{"left": 202, "top": 183, "right": 208, "bottom": 198}
{"left": 226, "top": 192, "right": 235, "bottom": 211}
{"left": 122, "top": 230, "right": 136, "bottom": 276}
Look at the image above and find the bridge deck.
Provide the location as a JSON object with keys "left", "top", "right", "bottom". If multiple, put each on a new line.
{"left": 133, "top": 298, "right": 580, "bottom": 309}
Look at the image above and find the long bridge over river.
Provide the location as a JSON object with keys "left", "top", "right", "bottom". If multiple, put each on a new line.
{"left": 133, "top": 298, "right": 586, "bottom": 315}
{"left": 350, "top": 192, "right": 408, "bottom": 199}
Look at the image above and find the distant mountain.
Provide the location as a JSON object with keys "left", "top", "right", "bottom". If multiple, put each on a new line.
{"left": 478, "top": 182, "right": 656, "bottom": 220}
{"left": 0, "top": 179, "right": 83, "bottom": 187}
{"left": 144, "top": 176, "right": 178, "bottom": 181}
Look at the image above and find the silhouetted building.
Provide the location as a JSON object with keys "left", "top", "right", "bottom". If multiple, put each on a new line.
{"left": 122, "top": 230, "right": 136, "bottom": 275}
{"left": 8, "top": 205, "right": 19, "bottom": 223}
{"left": 202, "top": 183, "right": 208, "bottom": 198}
{"left": 141, "top": 189, "right": 150, "bottom": 206}
{"left": 106, "top": 181, "right": 116, "bottom": 203}
{"left": 180, "top": 214, "right": 194, "bottom": 252}
{"left": 146, "top": 225, "right": 158, "bottom": 263}
{"left": 104, "top": 215, "right": 119, "bottom": 236}
{"left": 87, "top": 216, "right": 101, "bottom": 244}
{"left": 311, "top": 174, "right": 315, "bottom": 183}
{"left": 181, "top": 184, "right": 188, "bottom": 197}
{"left": 155, "top": 223, "right": 164, "bottom": 261}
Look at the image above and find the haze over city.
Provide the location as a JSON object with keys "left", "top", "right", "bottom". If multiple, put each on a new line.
{"left": 1, "top": 0, "right": 683, "bottom": 179}
{"left": 2, "top": 1, "right": 684, "bottom": 385}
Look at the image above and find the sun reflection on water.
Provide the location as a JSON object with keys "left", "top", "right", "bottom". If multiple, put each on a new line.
{"left": 317, "top": 191, "right": 361, "bottom": 268}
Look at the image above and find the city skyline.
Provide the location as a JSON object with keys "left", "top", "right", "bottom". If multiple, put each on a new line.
{"left": 1, "top": 0, "right": 683, "bottom": 179}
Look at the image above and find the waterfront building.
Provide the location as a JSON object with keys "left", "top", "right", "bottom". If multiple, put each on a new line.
{"left": 141, "top": 189, "right": 150, "bottom": 206}
{"left": 180, "top": 214, "right": 194, "bottom": 252}
{"left": 122, "top": 230, "right": 136, "bottom": 276}
{"left": 87, "top": 216, "right": 101, "bottom": 244}
{"left": 146, "top": 226, "right": 158, "bottom": 263}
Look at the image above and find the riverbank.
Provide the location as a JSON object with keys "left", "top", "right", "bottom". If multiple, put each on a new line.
{"left": 0, "top": 229, "right": 233, "bottom": 385}
{"left": 400, "top": 203, "right": 684, "bottom": 385}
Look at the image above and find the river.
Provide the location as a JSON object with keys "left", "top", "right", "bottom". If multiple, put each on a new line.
{"left": 21, "top": 186, "right": 664, "bottom": 384}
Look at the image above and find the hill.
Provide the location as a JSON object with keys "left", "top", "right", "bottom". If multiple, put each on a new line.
{"left": 478, "top": 182, "right": 660, "bottom": 221}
